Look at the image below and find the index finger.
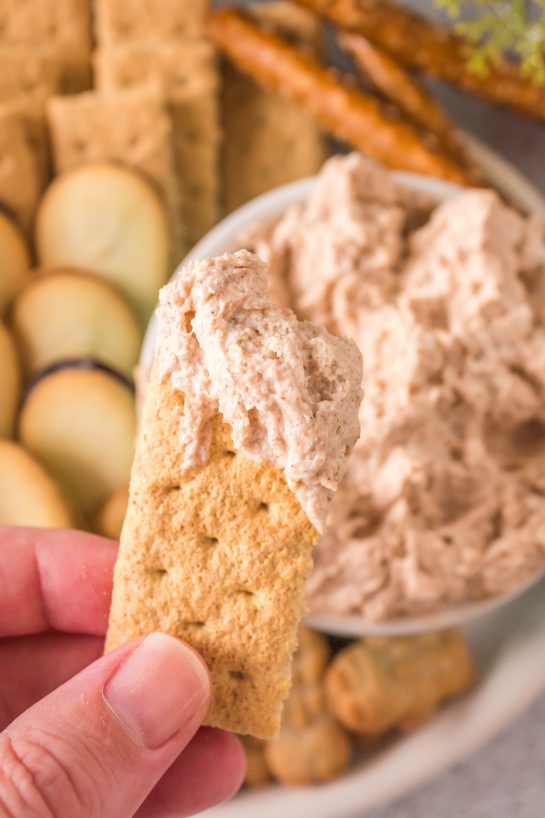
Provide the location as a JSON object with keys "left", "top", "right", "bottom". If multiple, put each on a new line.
{"left": 0, "top": 526, "right": 117, "bottom": 637}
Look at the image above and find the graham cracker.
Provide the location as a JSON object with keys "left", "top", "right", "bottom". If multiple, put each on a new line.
{"left": 0, "top": 47, "right": 62, "bottom": 103}
{"left": 94, "top": 0, "right": 209, "bottom": 46}
{"left": 95, "top": 41, "right": 221, "bottom": 252}
{"left": 1, "top": 97, "right": 51, "bottom": 188}
{"left": 46, "top": 90, "right": 183, "bottom": 260}
{"left": 0, "top": 0, "right": 92, "bottom": 91}
{"left": 221, "top": 1, "right": 327, "bottom": 213}
{"left": 0, "top": 48, "right": 61, "bottom": 187}
{"left": 94, "top": 39, "right": 217, "bottom": 96}
{"left": 0, "top": 108, "right": 42, "bottom": 233}
{"left": 170, "top": 84, "right": 220, "bottom": 251}
{"left": 106, "top": 366, "right": 318, "bottom": 738}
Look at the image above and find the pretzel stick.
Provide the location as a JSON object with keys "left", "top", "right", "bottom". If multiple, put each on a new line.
{"left": 292, "top": 0, "right": 545, "bottom": 120}
{"left": 207, "top": 10, "right": 472, "bottom": 184}
{"left": 341, "top": 33, "right": 461, "bottom": 153}
{"left": 341, "top": 33, "right": 485, "bottom": 184}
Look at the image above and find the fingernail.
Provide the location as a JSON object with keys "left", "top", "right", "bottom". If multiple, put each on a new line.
{"left": 104, "top": 633, "right": 210, "bottom": 749}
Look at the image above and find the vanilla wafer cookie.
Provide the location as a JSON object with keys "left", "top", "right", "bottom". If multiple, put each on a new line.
{"left": 222, "top": 2, "right": 326, "bottom": 213}
{"left": 106, "top": 250, "right": 362, "bottom": 737}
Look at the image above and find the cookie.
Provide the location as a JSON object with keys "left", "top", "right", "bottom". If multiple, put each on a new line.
{"left": 0, "top": 0, "right": 92, "bottom": 91}
{"left": 95, "top": 41, "right": 220, "bottom": 253}
{"left": 221, "top": 2, "right": 327, "bottom": 213}
{"left": 0, "top": 97, "right": 51, "bottom": 187}
{"left": 325, "top": 630, "right": 475, "bottom": 738}
{"left": 0, "top": 47, "right": 62, "bottom": 184}
{"left": 106, "top": 372, "right": 317, "bottom": 738}
{"left": 0, "top": 210, "right": 31, "bottom": 316}
{"left": 0, "top": 322, "right": 21, "bottom": 438}
{"left": 46, "top": 89, "right": 182, "bottom": 257}
{"left": 0, "top": 440, "right": 74, "bottom": 528}
{"left": 239, "top": 736, "right": 271, "bottom": 788}
{"left": 0, "top": 107, "right": 42, "bottom": 232}
{"left": 94, "top": 0, "right": 209, "bottom": 46}
{"left": 11, "top": 268, "right": 142, "bottom": 379}
{"left": 19, "top": 363, "right": 136, "bottom": 518}
{"left": 35, "top": 162, "right": 170, "bottom": 324}
{"left": 264, "top": 627, "right": 352, "bottom": 786}
{"left": 0, "top": 46, "right": 62, "bottom": 103}
{"left": 94, "top": 39, "right": 217, "bottom": 96}
{"left": 93, "top": 485, "right": 129, "bottom": 540}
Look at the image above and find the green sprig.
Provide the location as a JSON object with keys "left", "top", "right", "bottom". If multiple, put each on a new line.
{"left": 436, "top": 0, "right": 545, "bottom": 82}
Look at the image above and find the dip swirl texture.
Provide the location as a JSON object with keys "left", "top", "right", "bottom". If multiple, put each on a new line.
{"left": 250, "top": 153, "right": 545, "bottom": 619}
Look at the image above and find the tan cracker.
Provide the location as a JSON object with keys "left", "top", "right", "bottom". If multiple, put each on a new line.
{"left": 106, "top": 367, "right": 319, "bottom": 738}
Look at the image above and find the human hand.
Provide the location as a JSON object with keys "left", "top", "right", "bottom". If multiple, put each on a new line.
{"left": 0, "top": 526, "right": 245, "bottom": 818}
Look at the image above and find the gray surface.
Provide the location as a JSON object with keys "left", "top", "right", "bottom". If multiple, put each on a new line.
{"left": 366, "top": 693, "right": 545, "bottom": 818}
{"left": 216, "top": 1, "right": 545, "bottom": 815}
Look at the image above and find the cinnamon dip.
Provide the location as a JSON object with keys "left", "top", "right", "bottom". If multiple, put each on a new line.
{"left": 248, "top": 153, "right": 545, "bottom": 620}
{"left": 156, "top": 249, "right": 363, "bottom": 533}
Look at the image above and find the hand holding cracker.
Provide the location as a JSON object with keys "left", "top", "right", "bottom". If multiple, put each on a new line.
{"left": 326, "top": 630, "right": 475, "bottom": 738}
{"left": 106, "top": 250, "right": 363, "bottom": 738}
{"left": 0, "top": 527, "right": 244, "bottom": 818}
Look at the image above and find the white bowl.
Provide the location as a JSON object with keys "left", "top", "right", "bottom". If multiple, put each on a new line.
{"left": 141, "top": 138, "right": 545, "bottom": 638}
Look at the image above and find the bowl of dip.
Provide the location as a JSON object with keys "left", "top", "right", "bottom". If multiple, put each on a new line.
{"left": 142, "top": 138, "right": 545, "bottom": 637}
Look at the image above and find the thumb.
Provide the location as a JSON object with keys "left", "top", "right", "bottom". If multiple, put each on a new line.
{"left": 0, "top": 633, "right": 211, "bottom": 818}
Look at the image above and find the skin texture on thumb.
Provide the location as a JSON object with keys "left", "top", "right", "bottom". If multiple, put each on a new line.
{"left": 0, "top": 633, "right": 243, "bottom": 818}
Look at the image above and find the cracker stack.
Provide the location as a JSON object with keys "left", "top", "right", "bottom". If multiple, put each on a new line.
{"left": 0, "top": 0, "right": 83, "bottom": 229}
{"left": 94, "top": 0, "right": 220, "bottom": 256}
{"left": 221, "top": 2, "right": 327, "bottom": 213}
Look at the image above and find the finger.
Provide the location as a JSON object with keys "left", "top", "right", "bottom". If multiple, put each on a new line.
{"left": 136, "top": 728, "right": 245, "bottom": 818}
{"left": 0, "top": 526, "right": 116, "bottom": 637}
{"left": 0, "top": 634, "right": 216, "bottom": 818}
{"left": 0, "top": 633, "right": 104, "bottom": 729}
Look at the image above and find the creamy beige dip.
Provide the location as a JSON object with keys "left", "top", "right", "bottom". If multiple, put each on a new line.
{"left": 247, "top": 152, "right": 545, "bottom": 620}
{"left": 156, "top": 250, "right": 363, "bottom": 533}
